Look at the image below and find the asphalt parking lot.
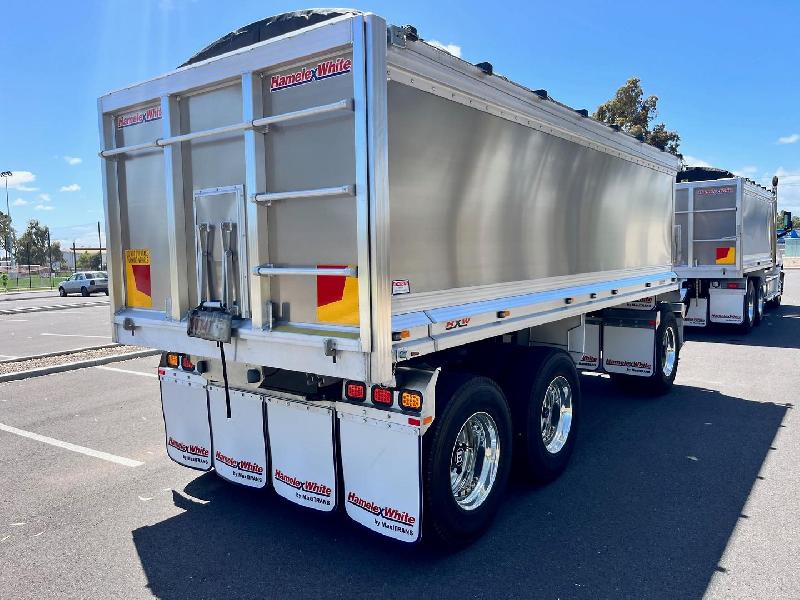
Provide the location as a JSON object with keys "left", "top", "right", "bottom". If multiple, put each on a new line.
{"left": 1, "top": 275, "right": 798, "bottom": 599}
{"left": 0, "top": 296, "right": 111, "bottom": 360}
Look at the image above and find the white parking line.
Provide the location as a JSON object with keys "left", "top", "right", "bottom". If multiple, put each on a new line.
{"left": 0, "top": 423, "right": 144, "bottom": 467}
{"left": 2, "top": 319, "right": 29, "bottom": 322}
{"left": 94, "top": 366, "right": 157, "bottom": 378}
{"left": 40, "top": 333, "right": 110, "bottom": 339}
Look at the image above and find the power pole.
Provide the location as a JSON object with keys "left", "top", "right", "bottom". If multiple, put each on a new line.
{"left": 0, "top": 171, "right": 12, "bottom": 263}
{"left": 97, "top": 221, "right": 103, "bottom": 269}
{"left": 72, "top": 241, "right": 77, "bottom": 274}
{"left": 47, "top": 228, "right": 53, "bottom": 288}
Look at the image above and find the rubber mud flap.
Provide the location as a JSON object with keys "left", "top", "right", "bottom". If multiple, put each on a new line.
{"left": 266, "top": 398, "right": 337, "bottom": 512}
{"left": 339, "top": 414, "right": 421, "bottom": 543}
{"left": 209, "top": 387, "right": 268, "bottom": 488}
{"left": 160, "top": 369, "right": 212, "bottom": 471}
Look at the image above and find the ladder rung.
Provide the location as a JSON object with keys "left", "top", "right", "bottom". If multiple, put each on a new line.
{"left": 254, "top": 265, "right": 357, "bottom": 277}
{"left": 252, "top": 98, "right": 353, "bottom": 128}
{"left": 252, "top": 185, "right": 354, "bottom": 204}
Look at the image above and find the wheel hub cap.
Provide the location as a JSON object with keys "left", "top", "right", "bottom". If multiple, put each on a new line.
{"left": 540, "top": 376, "right": 573, "bottom": 454}
{"left": 450, "top": 412, "right": 500, "bottom": 511}
{"left": 661, "top": 326, "right": 677, "bottom": 378}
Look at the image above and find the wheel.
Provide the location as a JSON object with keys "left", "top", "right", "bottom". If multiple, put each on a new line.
{"left": 753, "top": 279, "right": 764, "bottom": 325}
{"left": 739, "top": 279, "right": 755, "bottom": 333}
{"left": 611, "top": 308, "right": 680, "bottom": 395}
{"left": 81, "top": 286, "right": 89, "bottom": 297}
{"left": 512, "top": 349, "right": 581, "bottom": 483}
{"left": 58, "top": 287, "right": 67, "bottom": 297}
{"left": 423, "top": 375, "right": 512, "bottom": 547}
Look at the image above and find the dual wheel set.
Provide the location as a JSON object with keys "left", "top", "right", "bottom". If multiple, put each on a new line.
{"left": 421, "top": 311, "right": 681, "bottom": 546}
{"left": 740, "top": 276, "right": 780, "bottom": 333}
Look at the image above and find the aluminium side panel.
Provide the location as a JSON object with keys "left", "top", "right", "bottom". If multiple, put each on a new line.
{"left": 741, "top": 182, "right": 774, "bottom": 270}
{"left": 385, "top": 81, "right": 674, "bottom": 297}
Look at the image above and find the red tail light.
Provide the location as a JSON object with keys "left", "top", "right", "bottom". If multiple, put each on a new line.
{"left": 181, "top": 355, "right": 194, "bottom": 370}
{"left": 726, "top": 282, "right": 741, "bottom": 289}
{"left": 371, "top": 386, "right": 393, "bottom": 407}
{"left": 345, "top": 381, "right": 367, "bottom": 402}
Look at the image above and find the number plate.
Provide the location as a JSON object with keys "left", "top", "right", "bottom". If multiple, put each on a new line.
{"left": 187, "top": 308, "right": 233, "bottom": 343}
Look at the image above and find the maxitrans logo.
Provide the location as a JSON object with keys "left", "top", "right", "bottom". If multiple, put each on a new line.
{"left": 270, "top": 58, "right": 353, "bottom": 92}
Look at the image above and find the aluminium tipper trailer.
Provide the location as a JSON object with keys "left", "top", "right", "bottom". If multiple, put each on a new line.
{"left": 98, "top": 9, "right": 684, "bottom": 545}
{"left": 675, "top": 167, "right": 785, "bottom": 330}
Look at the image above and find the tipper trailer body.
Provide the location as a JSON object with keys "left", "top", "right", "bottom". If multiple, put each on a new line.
{"left": 675, "top": 170, "right": 786, "bottom": 329}
{"left": 98, "top": 10, "right": 684, "bottom": 544}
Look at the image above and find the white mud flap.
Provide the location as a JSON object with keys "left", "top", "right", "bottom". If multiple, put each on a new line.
{"left": 209, "top": 387, "right": 268, "bottom": 488}
{"left": 603, "top": 320, "right": 655, "bottom": 377}
{"left": 709, "top": 289, "right": 744, "bottom": 324}
{"left": 339, "top": 413, "right": 421, "bottom": 543}
{"left": 160, "top": 369, "right": 212, "bottom": 470}
{"left": 266, "top": 398, "right": 337, "bottom": 512}
{"left": 574, "top": 320, "right": 600, "bottom": 370}
{"left": 685, "top": 298, "right": 708, "bottom": 327}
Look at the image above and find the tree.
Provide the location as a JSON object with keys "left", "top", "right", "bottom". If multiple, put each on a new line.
{"left": 14, "top": 219, "right": 62, "bottom": 266}
{"left": 594, "top": 77, "right": 681, "bottom": 156}
{"left": 77, "top": 251, "right": 102, "bottom": 270}
{"left": 0, "top": 212, "right": 14, "bottom": 258}
{"left": 777, "top": 210, "right": 800, "bottom": 231}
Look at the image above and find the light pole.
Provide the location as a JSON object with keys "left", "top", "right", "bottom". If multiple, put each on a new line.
{"left": 0, "top": 171, "right": 12, "bottom": 264}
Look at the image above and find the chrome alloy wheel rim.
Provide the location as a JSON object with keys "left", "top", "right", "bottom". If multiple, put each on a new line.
{"left": 450, "top": 412, "right": 500, "bottom": 511}
{"left": 757, "top": 285, "right": 764, "bottom": 318}
{"left": 747, "top": 285, "right": 755, "bottom": 323}
{"left": 540, "top": 376, "right": 573, "bottom": 455}
{"left": 661, "top": 326, "right": 677, "bottom": 378}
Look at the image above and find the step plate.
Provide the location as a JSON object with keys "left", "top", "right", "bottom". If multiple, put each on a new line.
{"left": 266, "top": 397, "right": 337, "bottom": 512}
{"left": 160, "top": 370, "right": 212, "bottom": 471}
{"left": 209, "top": 387, "right": 269, "bottom": 488}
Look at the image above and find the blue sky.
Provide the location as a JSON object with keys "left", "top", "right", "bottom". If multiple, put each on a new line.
{"left": 1, "top": 0, "right": 798, "bottom": 246}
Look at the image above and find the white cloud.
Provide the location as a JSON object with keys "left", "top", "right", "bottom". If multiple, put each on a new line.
{"left": 12, "top": 198, "right": 28, "bottom": 206}
{"left": 38, "top": 193, "right": 51, "bottom": 202}
{"left": 59, "top": 183, "right": 81, "bottom": 192}
{"left": 63, "top": 156, "right": 83, "bottom": 166}
{"left": 734, "top": 165, "right": 758, "bottom": 177}
{"left": 427, "top": 40, "right": 462, "bottom": 58}
{"left": 774, "top": 167, "right": 800, "bottom": 215}
{"left": 1, "top": 171, "right": 38, "bottom": 191}
{"left": 682, "top": 155, "right": 713, "bottom": 168}
{"left": 34, "top": 204, "right": 55, "bottom": 211}
{"left": 778, "top": 133, "right": 799, "bottom": 145}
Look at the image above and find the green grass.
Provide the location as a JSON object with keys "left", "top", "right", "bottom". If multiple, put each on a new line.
{"left": 0, "top": 274, "right": 72, "bottom": 292}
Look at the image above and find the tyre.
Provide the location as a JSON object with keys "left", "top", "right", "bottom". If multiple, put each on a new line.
{"left": 512, "top": 349, "right": 581, "bottom": 483}
{"left": 81, "top": 286, "right": 89, "bottom": 297}
{"left": 58, "top": 287, "right": 67, "bottom": 297}
{"left": 104, "top": 289, "right": 109, "bottom": 296}
{"left": 753, "top": 279, "right": 764, "bottom": 325}
{"left": 739, "top": 279, "right": 755, "bottom": 333}
{"left": 423, "top": 375, "right": 512, "bottom": 547}
{"left": 611, "top": 308, "right": 680, "bottom": 395}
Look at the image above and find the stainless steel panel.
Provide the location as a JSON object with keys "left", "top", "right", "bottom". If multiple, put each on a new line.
{"left": 742, "top": 188, "right": 772, "bottom": 259}
{"left": 119, "top": 151, "right": 171, "bottom": 312}
{"left": 261, "top": 52, "right": 358, "bottom": 324}
{"left": 675, "top": 188, "right": 689, "bottom": 212}
{"left": 387, "top": 82, "right": 673, "bottom": 294}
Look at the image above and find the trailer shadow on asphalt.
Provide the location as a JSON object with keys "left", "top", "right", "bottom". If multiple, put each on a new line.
{"left": 684, "top": 301, "right": 800, "bottom": 349}
{"left": 132, "top": 378, "right": 789, "bottom": 599}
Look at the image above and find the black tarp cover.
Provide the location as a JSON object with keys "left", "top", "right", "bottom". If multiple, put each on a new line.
{"left": 676, "top": 166, "right": 735, "bottom": 183}
{"left": 180, "top": 8, "right": 361, "bottom": 67}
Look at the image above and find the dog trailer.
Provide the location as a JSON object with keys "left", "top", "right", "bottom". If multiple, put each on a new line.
{"left": 98, "top": 9, "right": 684, "bottom": 545}
{"left": 675, "top": 167, "right": 788, "bottom": 330}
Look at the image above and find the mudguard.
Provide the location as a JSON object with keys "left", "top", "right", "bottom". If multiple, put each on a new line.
{"left": 685, "top": 297, "right": 708, "bottom": 327}
{"left": 266, "top": 397, "right": 337, "bottom": 512}
{"left": 339, "top": 412, "right": 422, "bottom": 543}
{"left": 209, "top": 387, "right": 269, "bottom": 488}
{"left": 160, "top": 369, "right": 212, "bottom": 470}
